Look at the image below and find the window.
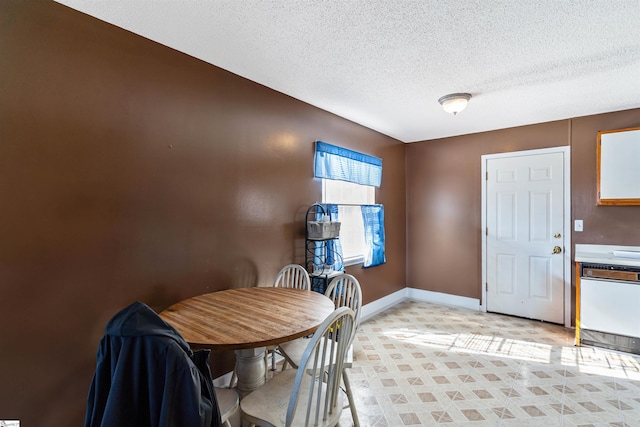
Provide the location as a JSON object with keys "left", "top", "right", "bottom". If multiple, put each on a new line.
{"left": 315, "top": 140, "right": 385, "bottom": 268}
{"left": 322, "top": 179, "right": 375, "bottom": 265}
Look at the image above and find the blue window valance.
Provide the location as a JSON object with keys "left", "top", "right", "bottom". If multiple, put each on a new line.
{"left": 314, "top": 141, "right": 382, "bottom": 187}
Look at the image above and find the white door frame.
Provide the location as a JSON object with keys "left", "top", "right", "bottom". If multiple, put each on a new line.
{"left": 481, "top": 146, "right": 571, "bottom": 327}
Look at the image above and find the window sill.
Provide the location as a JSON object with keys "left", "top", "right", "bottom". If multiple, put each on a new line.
{"left": 343, "top": 256, "right": 364, "bottom": 267}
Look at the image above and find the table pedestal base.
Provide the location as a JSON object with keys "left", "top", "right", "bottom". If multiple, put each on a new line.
{"left": 234, "top": 347, "right": 266, "bottom": 396}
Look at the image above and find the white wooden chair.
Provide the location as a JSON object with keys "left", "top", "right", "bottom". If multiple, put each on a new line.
{"left": 214, "top": 387, "right": 239, "bottom": 427}
{"left": 240, "top": 306, "right": 355, "bottom": 427}
{"left": 277, "top": 273, "right": 362, "bottom": 426}
{"left": 273, "top": 264, "right": 311, "bottom": 290}
{"left": 266, "top": 264, "right": 312, "bottom": 369}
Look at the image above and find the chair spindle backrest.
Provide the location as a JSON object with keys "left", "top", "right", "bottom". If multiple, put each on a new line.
{"left": 325, "top": 274, "right": 362, "bottom": 345}
{"left": 286, "top": 306, "right": 355, "bottom": 427}
{"left": 274, "top": 264, "right": 311, "bottom": 290}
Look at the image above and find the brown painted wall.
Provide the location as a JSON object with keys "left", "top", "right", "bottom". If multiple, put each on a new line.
{"left": 571, "top": 111, "right": 640, "bottom": 244}
{"left": 406, "top": 109, "right": 640, "bottom": 315}
{"left": 0, "top": 2, "right": 406, "bottom": 424}
{"left": 406, "top": 120, "right": 569, "bottom": 300}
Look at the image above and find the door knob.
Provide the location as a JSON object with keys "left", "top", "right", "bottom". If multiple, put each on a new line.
{"left": 552, "top": 246, "right": 562, "bottom": 254}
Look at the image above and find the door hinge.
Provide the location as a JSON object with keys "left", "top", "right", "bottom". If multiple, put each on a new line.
{"left": 486, "top": 171, "right": 488, "bottom": 180}
{"left": 486, "top": 282, "right": 488, "bottom": 292}
{"left": 486, "top": 227, "right": 488, "bottom": 236}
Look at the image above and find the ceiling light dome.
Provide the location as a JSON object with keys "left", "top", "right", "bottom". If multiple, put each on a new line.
{"left": 438, "top": 93, "right": 472, "bottom": 115}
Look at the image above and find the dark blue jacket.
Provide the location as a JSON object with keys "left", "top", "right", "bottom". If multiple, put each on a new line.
{"left": 84, "top": 302, "right": 222, "bottom": 427}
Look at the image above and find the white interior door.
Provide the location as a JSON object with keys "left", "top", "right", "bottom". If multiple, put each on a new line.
{"left": 485, "top": 151, "right": 565, "bottom": 324}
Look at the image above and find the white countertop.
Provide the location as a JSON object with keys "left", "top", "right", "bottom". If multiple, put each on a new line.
{"left": 575, "top": 244, "right": 640, "bottom": 267}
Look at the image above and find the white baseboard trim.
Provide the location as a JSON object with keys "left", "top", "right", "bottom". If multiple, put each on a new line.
{"left": 359, "top": 287, "right": 481, "bottom": 323}
{"left": 360, "top": 288, "right": 408, "bottom": 322}
{"left": 405, "top": 288, "right": 481, "bottom": 311}
{"left": 213, "top": 371, "right": 233, "bottom": 388}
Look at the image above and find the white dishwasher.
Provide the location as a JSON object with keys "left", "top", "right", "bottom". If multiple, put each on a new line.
{"left": 579, "top": 264, "right": 640, "bottom": 354}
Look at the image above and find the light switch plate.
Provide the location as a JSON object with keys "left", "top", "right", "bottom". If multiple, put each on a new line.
{"left": 574, "top": 219, "right": 584, "bottom": 232}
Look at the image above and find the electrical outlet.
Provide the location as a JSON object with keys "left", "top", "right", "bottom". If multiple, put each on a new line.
{"left": 574, "top": 219, "right": 583, "bottom": 232}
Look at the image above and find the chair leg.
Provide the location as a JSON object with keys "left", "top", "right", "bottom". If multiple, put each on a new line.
{"left": 342, "top": 369, "right": 360, "bottom": 427}
{"left": 263, "top": 351, "right": 269, "bottom": 382}
{"left": 228, "top": 367, "right": 237, "bottom": 389}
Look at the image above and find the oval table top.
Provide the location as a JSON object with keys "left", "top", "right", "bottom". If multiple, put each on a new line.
{"left": 159, "top": 287, "right": 335, "bottom": 351}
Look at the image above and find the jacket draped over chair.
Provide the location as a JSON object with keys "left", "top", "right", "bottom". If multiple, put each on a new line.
{"left": 84, "top": 301, "right": 222, "bottom": 427}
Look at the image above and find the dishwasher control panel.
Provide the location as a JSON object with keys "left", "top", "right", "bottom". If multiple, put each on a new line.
{"left": 582, "top": 263, "right": 640, "bottom": 282}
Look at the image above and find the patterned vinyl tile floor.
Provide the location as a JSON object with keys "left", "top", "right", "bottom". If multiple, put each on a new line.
{"left": 332, "top": 300, "right": 640, "bottom": 427}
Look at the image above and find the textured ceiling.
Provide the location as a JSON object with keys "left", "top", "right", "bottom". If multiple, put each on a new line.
{"left": 54, "top": 0, "right": 640, "bottom": 143}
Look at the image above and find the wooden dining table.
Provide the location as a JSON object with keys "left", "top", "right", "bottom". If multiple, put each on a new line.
{"left": 159, "top": 287, "right": 335, "bottom": 395}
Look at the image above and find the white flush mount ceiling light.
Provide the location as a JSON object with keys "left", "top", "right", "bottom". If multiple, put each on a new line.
{"left": 438, "top": 93, "right": 472, "bottom": 115}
